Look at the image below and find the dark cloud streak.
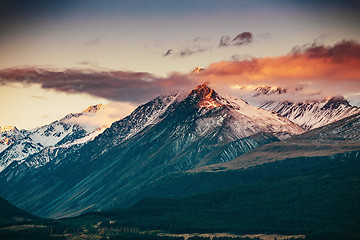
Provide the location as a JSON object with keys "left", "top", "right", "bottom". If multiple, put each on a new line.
{"left": 163, "top": 46, "right": 211, "bottom": 57}
{"left": 0, "top": 68, "right": 196, "bottom": 103}
{"left": 219, "top": 35, "right": 231, "bottom": 47}
{"left": 163, "top": 49, "right": 173, "bottom": 56}
{"left": 219, "top": 32, "right": 253, "bottom": 47}
{"left": 31, "top": 96, "right": 48, "bottom": 101}
{"left": 232, "top": 32, "right": 252, "bottom": 46}
{"left": 83, "top": 38, "right": 101, "bottom": 47}
{"left": 290, "top": 40, "right": 360, "bottom": 63}
{"left": 178, "top": 46, "right": 210, "bottom": 57}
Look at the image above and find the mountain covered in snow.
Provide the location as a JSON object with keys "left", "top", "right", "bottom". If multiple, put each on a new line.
{"left": 239, "top": 86, "right": 360, "bottom": 130}
{"left": 0, "top": 104, "right": 107, "bottom": 172}
{"left": 0, "top": 84, "right": 304, "bottom": 218}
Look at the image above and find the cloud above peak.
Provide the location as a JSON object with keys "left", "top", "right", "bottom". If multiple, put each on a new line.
{"left": 163, "top": 45, "right": 211, "bottom": 57}
{"left": 290, "top": 40, "right": 360, "bottom": 63}
{"left": 196, "top": 40, "right": 360, "bottom": 97}
{"left": 83, "top": 38, "right": 101, "bottom": 47}
{"left": 163, "top": 33, "right": 253, "bottom": 58}
{"left": 219, "top": 32, "right": 253, "bottom": 47}
{"left": 1, "top": 40, "right": 359, "bottom": 107}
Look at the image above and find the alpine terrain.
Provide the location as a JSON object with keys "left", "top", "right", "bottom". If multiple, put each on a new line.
{"left": 0, "top": 84, "right": 304, "bottom": 218}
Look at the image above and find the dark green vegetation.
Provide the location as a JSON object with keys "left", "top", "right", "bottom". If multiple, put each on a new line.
{"left": 1, "top": 151, "right": 358, "bottom": 239}
{"left": 0, "top": 228, "right": 65, "bottom": 240}
{"left": 81, "top": 151, "right": 360, "bottom": 240}
{"left": 0, "top": 217, "right": 277, "bottom": 240}
{"left": 0, "top": 197, "right": 39, "bottom": 226}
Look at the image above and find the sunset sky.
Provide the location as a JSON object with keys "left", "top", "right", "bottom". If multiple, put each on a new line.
{"left": 1, "top": 0, "right": 360, "bottom": 129}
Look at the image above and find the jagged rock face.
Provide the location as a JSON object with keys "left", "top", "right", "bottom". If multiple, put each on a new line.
{"left": 0, "top": 126, "right": 38, "bottom": 172}
{"left": 0, "top": 84, "right": 304, "bottom": 219}
{"left": 0, "top": 126, "right": 23, "bottom": 153}
{"left": 322, "top": 96, "right": 351, "bottom": 109}
{"left": 259, "top": 99, "right": 360, "bottom": 130}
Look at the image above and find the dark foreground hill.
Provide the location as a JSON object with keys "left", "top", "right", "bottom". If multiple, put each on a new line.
{"left": 82, "top": 151, "right": 360, "bottom": 240}
{"left": 0, "top": 197, "right": 39, "bottom": 226}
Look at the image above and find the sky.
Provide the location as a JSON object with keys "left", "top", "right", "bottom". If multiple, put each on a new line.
{"left": 1, "top": 0, "right": 360, "bottom": 129}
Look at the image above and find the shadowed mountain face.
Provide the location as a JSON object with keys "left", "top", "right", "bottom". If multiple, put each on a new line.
{"left": 0, "top": 197, "right": 39, "bottom": 226}
{"left": 0, "top": 84, "right": 303, "bottom": 218}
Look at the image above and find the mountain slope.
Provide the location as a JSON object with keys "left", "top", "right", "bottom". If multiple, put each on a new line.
{"left": 0, "top": 84, "right": 303, "bottom": 218}
{"left": 195, "top": 112, "right": 360, "bottom": 172}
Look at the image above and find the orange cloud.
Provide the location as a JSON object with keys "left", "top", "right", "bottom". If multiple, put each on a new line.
{"left": 198, "top": 40, "right": 360, "bottom": 95}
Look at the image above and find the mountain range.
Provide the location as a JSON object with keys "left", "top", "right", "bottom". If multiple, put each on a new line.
{"left": 0, "top": 104, "right": 107, "bottom": 172}
{"left": 0, "top": 83, "right": 359, "bottom": 226}
{"left": 238, "top": 86, "right": 360, "bottom": 130}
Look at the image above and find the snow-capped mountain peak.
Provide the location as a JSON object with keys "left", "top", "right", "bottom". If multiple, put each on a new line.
{"left": 0, "top": 126, "right": 24, "bottom": 150}
{"left": 190, "top": 84, "right": 223, "bottom": 109}
{"left": 192, "top": 67, "right": 205, "bottom": 74}
{"left": 322, "top": 96, "right": 350, "bottom": 109}
{"left": 0, "top": 126, "right": 19, "bottom": 133}
{"left": 186, "top": 84, "right": 304, "bottom": 140}
{"left": 82, "top": 104, "right": 105, "bottom": 114}
{"left": 0, "top": 104, "right": 113, "bottom": 172}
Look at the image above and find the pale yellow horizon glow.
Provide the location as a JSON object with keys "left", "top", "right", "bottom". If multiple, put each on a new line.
{"left": 0, "top": 83, "right": 135, "bottom": 130}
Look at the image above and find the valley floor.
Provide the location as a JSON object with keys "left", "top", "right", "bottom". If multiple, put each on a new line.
{"left": 0, "top": 223, "right": 305, "bottom": 240}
